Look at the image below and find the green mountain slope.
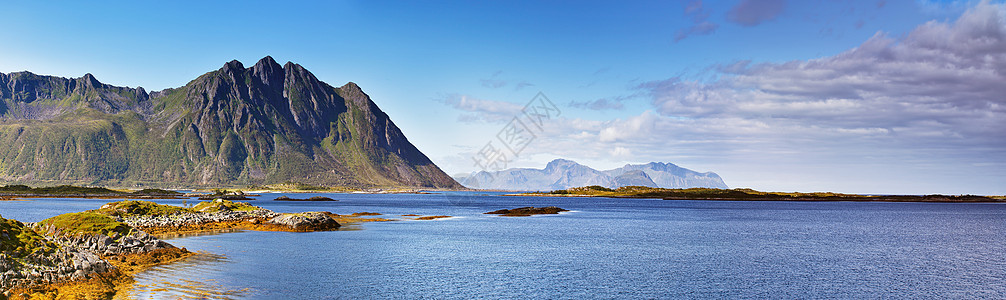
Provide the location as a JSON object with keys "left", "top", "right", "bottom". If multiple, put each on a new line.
{"left": 0, "top": 56, "right": 460, "bottom": 189}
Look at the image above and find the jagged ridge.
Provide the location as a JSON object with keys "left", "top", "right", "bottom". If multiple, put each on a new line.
{"left": 0, "top": 56, "right": 460, "bottom": 188}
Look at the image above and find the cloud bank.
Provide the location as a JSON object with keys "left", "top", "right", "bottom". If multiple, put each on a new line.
{"left": 647, "top": 1, "right": 1006, "bottom": 149}
{"left": 444, "top": 3, "right": 1006, "bottom": 194}
{"left": 564, "top": 2, "right": 1004, "bottom": 193}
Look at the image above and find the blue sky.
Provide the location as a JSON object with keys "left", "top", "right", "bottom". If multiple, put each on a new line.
{"left": 1, "top": 0, "right": 1003, "bottom": 195}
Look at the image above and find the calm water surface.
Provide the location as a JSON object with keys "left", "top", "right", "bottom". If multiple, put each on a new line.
{"left": 2, "top": 192, "right": 1005, "bottom": 299}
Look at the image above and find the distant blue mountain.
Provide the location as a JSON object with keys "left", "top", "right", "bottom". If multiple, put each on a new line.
{"left": 455, "top": 159, "right": 727, "bottom": 191}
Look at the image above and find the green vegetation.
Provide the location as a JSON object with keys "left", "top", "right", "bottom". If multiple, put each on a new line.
{"left": 0, "top": 215, "right": 57, "bottom": 255}
{"left": 94, "top": 200, "right": 193, "bottom": 217}
{"left": 38, "top": 212, "right": 133, "bottom": 237}
{"left": 192, "top": 199, "right": 260, "bottom": 212}
{"left": 550, "top": 185, "right": 612, "bottom": 194}
{"left": 0, "top": 185, "right": 180, "bottom": 197}
{"left": 0, "top": 184, "right": 123, "bottom": 195}
{"left": 252, "top": 182, "right": 333, "bottom": 191}
{"left": 535, "top": 186, "right": 1002, "bottom": 202}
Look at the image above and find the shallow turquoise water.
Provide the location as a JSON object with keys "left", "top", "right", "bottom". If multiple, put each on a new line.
{"left": 2, "top": 192, "right": 1005, "bottom": 298}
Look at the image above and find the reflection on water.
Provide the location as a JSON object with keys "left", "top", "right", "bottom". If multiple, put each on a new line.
{"left": 154, "top": 229, "right": 245, "bottom": 240}
{"left": 153, "top": 225, "right": 363, "bottom": 241}
{"left": 117, "top": 252, "right": 250, "bottom": 300}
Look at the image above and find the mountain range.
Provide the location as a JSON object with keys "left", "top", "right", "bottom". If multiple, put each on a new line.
{"left": 0, "top": 56, "right": 460, "bottom": 189}
{"left": 455, "top": 159, "right": 727, "bottom": 191}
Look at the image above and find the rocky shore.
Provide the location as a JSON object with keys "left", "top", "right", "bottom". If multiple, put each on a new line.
{"left": 118, "top": 206, "right": 279, "bottom": 231}
{"left": 35, "top": 226, "right": 173, "bottom": 257}
{"left": 112, "top": 199, "right": 346, "bottom": 234}
{"left": 0, "top": 216, "right": 115, "bottom": 294}
{"left": 1, "top": 210, "right": 187, "bottom": 299}
{"left": 0, "top": 199, "right": 369, "bottom": 298}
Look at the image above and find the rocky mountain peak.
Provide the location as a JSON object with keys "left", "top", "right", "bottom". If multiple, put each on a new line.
{"left": 340, "top": 81, "right": 362, "bottom": 92}
{"left": 251, "top": 56, "right": 284, "bottom": 88}
{"left": 545, "top": 159, "right": 578, "bottom": 172}
{"left": 134, "top": 86, "right": 149, "bottom": 102}
{"left": 281, "top": 61, "right": 314, "bottom": 89}
{"left": 283, "top": 61, "right": 317, "bottom": 83}
{"left": 222, "top": 60, "right": 245, "bottom": 74}
{"left": 81, "top": 73, "right": 102, "bottom": 88}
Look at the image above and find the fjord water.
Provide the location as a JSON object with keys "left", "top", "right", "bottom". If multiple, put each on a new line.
{"left": 2, "top": 193, "right": 1005, "bottom": 298}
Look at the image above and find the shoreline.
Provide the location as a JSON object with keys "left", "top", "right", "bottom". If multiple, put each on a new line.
{"left": 513, "top": 187, "right": 1006, "bottom": 203}
{"left": 0, "top": 200, "right": 368, "bottom": 298}
{"left": 512, "top": 193, "right": 1006, "bottom": 203}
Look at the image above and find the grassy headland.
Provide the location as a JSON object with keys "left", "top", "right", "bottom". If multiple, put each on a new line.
{"left": 524, "top": 186, "right": 1005, "bottom": 202}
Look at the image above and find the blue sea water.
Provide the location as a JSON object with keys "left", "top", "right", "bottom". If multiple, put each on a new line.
{"left": 2, "top": 192, "right": 1005, "bottom": 299}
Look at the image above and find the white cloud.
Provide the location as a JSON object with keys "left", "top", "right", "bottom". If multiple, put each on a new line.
{"left": 610, "top": 146, "right": 632, "bottom": 157}
{"left": 436, "top": 93, "right": 523, "bottom": 123}
{"left": 597, "top": 111, "right": 659, "bottom": 142}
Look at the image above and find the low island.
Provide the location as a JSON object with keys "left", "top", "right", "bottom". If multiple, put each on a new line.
{"left": 522, "top": 186, "right": 1006, "bottom": 202}
{"left": 274, "top": 196, "right": 338, "bottom": 201}
{"left": 485, "top": 207, "right": 570, "bottom": 217}
{"left": 0, "top": 185, "right": 185, "bottom": 200}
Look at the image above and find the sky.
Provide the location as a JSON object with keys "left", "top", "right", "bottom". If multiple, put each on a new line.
{"left": 1, "top": 0, "right": 1003, "bottom": 195}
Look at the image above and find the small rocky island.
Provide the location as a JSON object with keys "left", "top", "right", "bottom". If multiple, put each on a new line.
{"left": 485, "top": 207, "right": 569, "bottom": 217}
{"left": 274, "top": 196, "right": 338, "bottom": 201}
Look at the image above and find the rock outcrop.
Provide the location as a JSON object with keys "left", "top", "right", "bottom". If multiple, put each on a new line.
{"left": 107, "top": 200, "right": 342, "bottom": 233}
{"left": 267, "top": 212, "right": 341, "bottom": 231}
{"left": 120, "top": 209, "right": 278, "bottom": 229}
{"left": 0, "top": 216, "right": 114, "bottom": 294}
{"left": 35, "top": 226, "right": 173, "bottom": 256}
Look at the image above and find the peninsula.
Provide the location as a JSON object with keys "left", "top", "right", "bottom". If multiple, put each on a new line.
{"left": 0, "top": 199, "right": 396, "bottom": 299}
